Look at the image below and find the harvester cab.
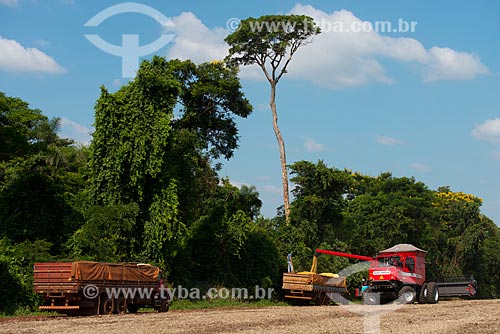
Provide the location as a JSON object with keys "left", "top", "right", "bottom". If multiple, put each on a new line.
{"left": 368, "top": 244, "right": 426, "bottom": 289}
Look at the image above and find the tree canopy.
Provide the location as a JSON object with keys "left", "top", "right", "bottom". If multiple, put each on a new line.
{"left": 225, "top": 15, "right": 320, "bottom": 222}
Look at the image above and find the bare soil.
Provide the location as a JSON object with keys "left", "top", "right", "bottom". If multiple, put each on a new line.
{"left": 1, "top": 299, "right": 499, "bottom": 334}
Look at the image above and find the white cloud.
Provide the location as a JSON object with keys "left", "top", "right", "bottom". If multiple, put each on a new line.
{"left": 471, "top": 118, "right": 500, "bottom": 143}
{"left": 423, "top": 47, "right": 489, "bottom": 81}
{"left": 34, "top": 39, "right": 51, "bottom": 47}
{"left": 263, "top": 185, "right": 282, "bottom": 194}
{"left": 287, "top": 5, "right": 489, "bottom": 87}
{"left": 228, "top": 180, "right": 248, "bottom": 189}
{"left": 163, "top": 12, "right": 263, "bottom": 80}
{"left": 59, "top": 117, "right": 92, "bottom": 145}
{"left": 112, "top": 78, "right": 123, "bottom": 87}
{"left": 255, "top": 103, "right": 271, "bottom": 112}
{"left": 0, "top": 36, "right": 66, "bottom": 73}
{"left": 376, "top": 135, "right": 406, "bottom": 146}
{"left": 0, "top": 0, "right": 18, "bottom": 7}
{"left": 165, "top": 12, "right": 228, "bottom": 64}
{"left": 304, "top": 137, "right": 326, "bottom": 152}
{"left": 411, "top": 162, "right": 431, "bottom": 172}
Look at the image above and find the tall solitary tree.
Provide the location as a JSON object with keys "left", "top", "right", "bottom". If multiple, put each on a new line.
{"left": 225, "top": 15, "right": 320, "bottom": 221}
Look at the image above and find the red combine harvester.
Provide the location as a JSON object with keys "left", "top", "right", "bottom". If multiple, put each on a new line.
{"left": 363, "top": 244, "right": 433, "bottom": 304}
{"left": 283, "top": 244, "right": 477, "bottom": 305}
{"left": 363, "top": 244, "right": 477, "bottom": 304}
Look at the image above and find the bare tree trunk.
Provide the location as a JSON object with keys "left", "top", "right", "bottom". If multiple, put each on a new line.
{"left": 269, "top": 83, "right": 290, "bottom": 222}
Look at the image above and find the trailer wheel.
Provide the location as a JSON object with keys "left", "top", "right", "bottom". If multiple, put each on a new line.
{"left": 127, "top": 304, "right": 139, "bottom": 314}
{"left": 116, "top": 297, "right": 127, "bottom": 314}
{"left": 398, "top": 286, "right": 417, "bottom": 304}
{"left": 418, "top": 283, "right": 428, "bottom": 304}
{"left": 330, "top": 293, "right": 347, "bottom": 305}
{"left": 426, "top": 282, "right": 439, "bottom": 304}
{"left": 100, "top": 296, "right": 114, "bottom": 315}
{"left": 158, "top": 299, "right": 169, "bottom": 313}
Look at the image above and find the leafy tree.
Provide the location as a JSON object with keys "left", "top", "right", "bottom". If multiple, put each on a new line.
{"left": 176, "top": 180, "right": 264, "bottom": 287}
{"left": 0, "top": 238, "right": 52, "bottom": 314}
{"left": 0, "top": 92, "right": 86, "bottom": 250}
{"left": 88, "top": 57, "right": 252, "bottom": 265}
{"left": 143, "top": 179, "right": 186, "bottom": 271}
{"left": 341, "top": 172, "right": 438, "bottom": 256}
{"left": 171, "top": 60, "right": 252, "bottom": 160}
{"left": 88, "top": 58, "right": 179, "bottom": 208}
{"left": 1, "top": 92, "right": 53, "bottom": 160}
{"left": 289, "top": 160, "right": 353, "bottom": 245}
{"left": 225, "top": 15, "right": 321, "bottom": 221}
{"left": 67, "top": 203, "right": 139, "bottom": 262}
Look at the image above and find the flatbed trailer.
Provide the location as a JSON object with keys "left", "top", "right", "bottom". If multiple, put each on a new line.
{"left": 436, "top": 276, "right": 477, "bottom": 298}
{"left": 282, "top": 271, "right": 347, "bottom": 305}
{"left": 34, "top": 261, "right": 170, "bottom": 315}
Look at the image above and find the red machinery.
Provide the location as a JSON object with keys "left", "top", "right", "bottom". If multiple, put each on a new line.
{"left": 312, "top": 244, "right": 477, "bottom": 304}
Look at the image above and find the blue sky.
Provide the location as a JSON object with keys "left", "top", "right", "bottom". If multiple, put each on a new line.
{"left": 1, "top": 0, "right": 499, "bottom": 224}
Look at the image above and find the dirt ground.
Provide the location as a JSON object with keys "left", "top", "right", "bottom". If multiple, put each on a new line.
{"left": 1, "top": 299, "right": 499, "bottom": 334}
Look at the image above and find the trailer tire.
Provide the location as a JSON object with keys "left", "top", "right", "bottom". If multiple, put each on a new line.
{"left": 418, "top": 283, "right": 428, "bottom": 304}
{"left": 116, "top": 297, "right": 127, "bottom": 314}
{"left": 158, "top": 299, "right": 169, "bottom": 313}
{"left": 127, "top": 304, "right": 139, "bottom": 314}
{"left": 426, "top": 282, "right": 439, "bottom": 304}
{"left": 100, "top": 296, "right": 114, "bottom": 315}
{"left": 398, "top": 286, "right": 417, "bottom": 304}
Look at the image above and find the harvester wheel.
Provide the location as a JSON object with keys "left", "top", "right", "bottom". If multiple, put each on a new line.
{"left": 418, "top": 283, "right": 428, "bottom": 304}
{"left": 363, "top": 287, "right": 379, "bottom": 305}
{"left": 426, "top": 282, "right": 439, "bottom": 304}
{"left": 398, "top": 286, "right": 417, "bottom": 304}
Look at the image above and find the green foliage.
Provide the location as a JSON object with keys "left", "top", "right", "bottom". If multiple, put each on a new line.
{"left": 0, "top": 92, "right": 87, "bottom": 251}
{"left": 173, "top": 180, "right": 281, "bottom": 290}
{"left": 4, "top": 47, "right": 500, "bottom": 314}
{"left": 289, "top": 160, "right": 353, "bottom": 246}
{"left": 67, "top": 203, "right": 139, "bottom": 262}
{"left": 0, "top": 238, "right": 52, "bottom": 314}
{"left": 172, "top": 60, "right": 252, "bottom": 160}
{"left": 87, "top": 57, "right": 252, "bottom": 264}
{"left": 0, "top": 92, "right": 70, "bottom": 161}
{"left": 225, "top": 15, "right": 320, "bottom": 76}
{"left": 88, "top": 59, "right": 178, "bottom": 206}
{"left": 143, "top": 179, "right": 186, "bottom": 270}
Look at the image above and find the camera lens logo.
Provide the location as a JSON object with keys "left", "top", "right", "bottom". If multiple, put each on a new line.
{"left": 84, "top": 2, "right": 175, "bottom": 78}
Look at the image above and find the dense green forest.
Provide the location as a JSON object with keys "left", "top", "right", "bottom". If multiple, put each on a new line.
{"left": 1, "top": 57, "right": 499, "bottom": 314}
